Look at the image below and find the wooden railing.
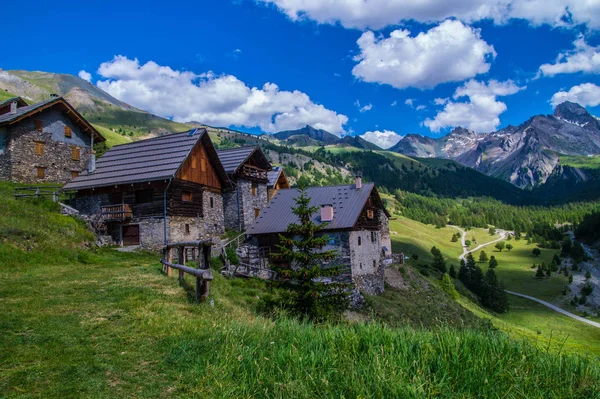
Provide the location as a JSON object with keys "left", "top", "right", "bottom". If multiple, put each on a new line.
{"left": 161, "top": 240, "right": 214, "bottom": 302}
{"left": 239, "top": 164, "right": 268, "bottom": 181}
{"left": 14, "top": 186, "right": 61, "bottom": 202}
{"left": 100, "top": 204, "right": 133, "bottom": 221}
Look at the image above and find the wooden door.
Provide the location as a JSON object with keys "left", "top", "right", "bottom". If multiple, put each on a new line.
{"left": 122, "top": 225, "right": 140, "bottom": 246}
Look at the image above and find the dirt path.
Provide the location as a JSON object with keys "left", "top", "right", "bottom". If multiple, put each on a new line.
{"left": 448, "top": 225, "right": 507, "bottom": 260}
{"left": 506, "top": 291, "right": 600, "bottom": 329}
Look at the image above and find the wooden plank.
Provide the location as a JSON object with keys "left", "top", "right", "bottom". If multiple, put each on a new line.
{"left": 159, "top": 260, "right": 214, "bottom": 280}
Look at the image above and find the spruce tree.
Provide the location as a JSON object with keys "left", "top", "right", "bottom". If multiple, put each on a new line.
{"left": 535, "top": 266, "right": 545, "bottom": 279}
{"left": 431, "top": 246, "right": 447, "bottom": 273}
{"left": 481, "top": 268, "right": 509, "bottom": 313}
{"left": 489, "top": 256, "right": 498, "bottom": 269}
{"left": 449, "top": 264, "right": 457, "bottom": 279}
{"left": 270, "top": 186, "right": 349, "bottom": 321}
{"left": 479, "top": 250, "right": 489, "bottom": 263}
{"left": 441, "top": 273, "right": 459, "bottom": 299}
{"left": 532, "top": 248, "right": 541, "bottom": 257}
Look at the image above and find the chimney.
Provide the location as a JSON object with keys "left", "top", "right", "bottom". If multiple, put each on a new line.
{"left": 321, "top": 204, "right": 334, "bottom": 222}
{"left": 355, "top": 175, "right": 362, "bottom": 190}
{"left": 10, "top": 101, "right": 17, "bottom": 114}
{"left": 88, "top": 151, "right": 96, "bottom": 173}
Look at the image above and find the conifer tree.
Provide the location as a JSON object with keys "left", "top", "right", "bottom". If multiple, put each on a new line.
{"left": 532, "top": 248, "right": 541, "bottom": 257}
{"left": 535, "top": 266, "right": 546, "bottom": 279}
{"left": 489, "top": 256, "right": 498, "bottom": 269}
{"left": 270, "top": 186, "right": 349, "bottom": 321}
{"left": 479, "top": 250, "right": 489, "bottom": 263}
{"left": 481, "top": 268, "right": 509, "bottom": 313}
{"left": 449, "top": 264, "right": 457, "bottom": 279}
{"left": 431, "top": 246, "right": 447, "bottom": 273}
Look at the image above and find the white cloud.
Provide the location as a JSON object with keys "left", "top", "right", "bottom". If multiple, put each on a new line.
{"left": 539, "top": 36, "right": 600, "bottom": 77}
{"left": 78, "top": 70, "right": 92, "bottom": 82}
{"left": 360, "top": 103, "right": 373, "bottom": 113}
{"left": 391, "top": 100, "right": 398, "bottom": 106}
{"left": 425, "top": 79, "right": 525, "bottom": 133}
{"left": 416, "top": 105, "right": 426, "bottom": 111}
{"left": 258, "top": 0, "right": 600, "bottom": 30}
{"left": 550, "top": 83, "right": 600, "bottom": 107}
{"left": 96, "top": 55, "right": 348, "bottom": 134}
{"left": 360, "top": 129, "right": 403, "bottom": 148}
{"left": 404, "top": 98, "right": 414, "bottom": 107}
{"left": 434, "top": 97, "right": 449, "bottom": 105}
{"left": 352, "top": 20, "right": 496, "bottom": 90}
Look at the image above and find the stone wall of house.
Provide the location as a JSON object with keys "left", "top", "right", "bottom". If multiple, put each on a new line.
{"left": 137, "top": 217, "right": 167, "bottom": 250}
{"left": 7, "top": 108, "right": 92, "bottom": 183}
{"left": 0, "top": 126, "right": 10, "bottom": 180}
{"left": 223, "top": 178, "right": 268, "bottom": 232}
{"left": 379, "top": 210, "right": 392, "bottom": 259}
{"left": 349, "top": 230, "right": 385, "bottom": 295}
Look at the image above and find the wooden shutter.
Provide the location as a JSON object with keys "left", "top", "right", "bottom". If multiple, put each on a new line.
{"left": 252, "top": 183, "right": 257, "bottom": 196}
{"left": 200, "top": 157, "right": 206, "bottom": 172}
{"left": 34, "top": 119, "right": 43, "bottom": 131}
{"left": 36, "top": 167, "right": 45, "bottom": 179}
{"left": 254, "top": 208, "right": 260, "bottom": 218}
{"left": 64, "top": 126, "right": 72, "bottom": 138}
{"left": 71, "top": 146, "right": 80, "bottom": 161}
{"left": 71, "top": 170, "right": 79, "bottom": 179}
{"left": 191, "top": 154, "right": 198, "bottom": 169}
{"left": 182, "top": 191, "right": 193, "bottom": 202}
{"left": 34, "top": 141, "right": 44, "bottom": 155}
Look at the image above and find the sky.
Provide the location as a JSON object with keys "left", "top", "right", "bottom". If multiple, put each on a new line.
{"left": 1, "top": 0, "right": 600, "bottom": 148}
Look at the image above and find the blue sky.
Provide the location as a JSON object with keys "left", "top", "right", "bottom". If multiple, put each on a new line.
{"left": 1, "top": 0, "right": 599, "bottom": 148}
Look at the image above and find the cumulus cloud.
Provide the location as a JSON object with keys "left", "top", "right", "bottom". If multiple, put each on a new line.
{"left": 416, "top": 105, "right": 426, "bottom": 111}
{"left": 424, "top": 79, "right": 525, "bottom": 133}
{"left": 360, "top": 129, "right": 403, "bottom": 149}
{"left": 550, "top": 83, "right": 600, "bottom": 107}
{"left": 259, "top": 0, "right": 600, "bottom": 30}
{"left": 78, "top": 70, "right": 92, "bottom": 82}
{"left": 404, "top": 98, "right": 414, "bottom": 107}
{"left": 95, "top": 56, "right": 348, "bottom": 134}
{"left": 539, "top": 36, "right": 600, "bottom": 77}
{"left": 434, "top": 97, "right": 449, "bottom": 105}
{"left": 352, "top": 20, "right": 496, "bottom": 90}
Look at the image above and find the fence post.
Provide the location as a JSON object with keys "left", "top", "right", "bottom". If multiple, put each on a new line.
{"left": 167, "top": 247, "right": 173, "bottom": 277}
{"left": 178, "top": 247, "right": 185, "bottom": 282}
{"left": 35, "top": 187, "right": 40, "bottom": 199}
{"left": 52, "top": 188, "right": 58, "bottom": 203}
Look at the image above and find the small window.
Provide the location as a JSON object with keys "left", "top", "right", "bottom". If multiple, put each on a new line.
{"left": 254, "top": 208, "right": 260, "bottom": 218}
{"left": 209, "top": 196, "right": 214, "bottom": 208}
{"left": 182, "top": 191, "right": 193, "bottom": 202}
{"left": 371, "top": 231, "right": 377, "bottom": 243}
{"left": 64, "top": 125, "right": 72, "bottom": 138}
{"left": 36, "top": 167, "right": 45, "bottom": 179}
{"left": 34, "top": 141, "right": 44, "bottom": 155}
{"left": 71, "top": 170, "right": 79, "bottom": 179}
{"left": 358, "top": 236, "right": 362, "bottom": 246}
{"left": 367, "top": 209, "right": 374, "bottom": 219}
{"left": 251, "top": 182, "right": 257, "bottom": 196}
{"left": 135, "top": 189, "right": 153, "bottom": 204}
{"left": 34, "top": 119, "right": 43, "bottom": 131}
{"left": 373, "top": 260, "right": 377, "bottom": 269}
{"left": 185, "top": 224, "right": 190, "bottom": 235}
{"left": 71, "top": 147, "right": 80, "bottom": 161}
{"left": 359, "top": 263, "right": 363, "bottom": 270}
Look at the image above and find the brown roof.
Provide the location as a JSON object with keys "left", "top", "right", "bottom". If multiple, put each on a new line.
{"left": 246, "top": 183, "right": 389, "bottom": 234}
{"left": 63, "top": 128, "right": 231, "bottom": 191}
{"left": 0, "top": 97, "right": 105, "bottom": 142}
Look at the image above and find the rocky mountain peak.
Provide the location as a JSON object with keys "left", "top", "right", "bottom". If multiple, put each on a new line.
{"left": 553, "top": 101, "right": 595, "bottom": 127}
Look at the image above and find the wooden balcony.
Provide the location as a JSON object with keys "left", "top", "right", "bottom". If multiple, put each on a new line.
{"left": 101, "top": 204, "right": 133, "bottom": 222}
{"left": 239, "top": 164, "right": 268, "bottom": 182}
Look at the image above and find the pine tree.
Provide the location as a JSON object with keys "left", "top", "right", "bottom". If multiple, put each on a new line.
{"left": 431, "top": 246, "right": 447, "bottom": 273}
{"left": 535, "top": 266, "right": 545, "bottom": 279}
{"left": 489, "top": 226, "right": 496, "bottom": 235}
{"left": 481, "top": 268, "right": 509, "bottom": 313}
{"left": 479, "top": 250, "right": 489, "bottom": 263}
{"left": 489, "top": 256, "right": 498, "bottom": 269}
{"left": 270, "top": 186, "right": 349, "bottom": 321}
{"left": 449, "top": 264, "right": 457, "bottom": 279}
{"left": 441, "top": 273, "right": 459, "bottom": 299}
{"left": 532, "top": 248, "right": 541, "bottom": 257}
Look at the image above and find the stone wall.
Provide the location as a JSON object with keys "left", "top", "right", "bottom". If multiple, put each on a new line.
{"left": 223, "top": 178, "right": 268, "bottom": 232}
{"left": 6, "top": 108, "right": 92, "bottom": 183}
{"left": 0, "top": 126, "right": 10, "bottom": 180}
{"left": 349, "top": 230, "right": 385, "bottom": 295}
{"left": 379, "top": 210, "right": 392, "bottom": 258}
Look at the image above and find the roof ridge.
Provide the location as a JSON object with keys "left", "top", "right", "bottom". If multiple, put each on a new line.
{"left": 216, "top": 145, "right": 257, "bottom": 153}
{"left": 110, "top": 128, "right": 206, "bottom": 148}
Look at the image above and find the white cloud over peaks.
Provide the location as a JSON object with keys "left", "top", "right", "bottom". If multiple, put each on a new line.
{"left": 425, "top": 79, "right": 525, "bottom": 133}
{"left": 259, "top": 0, "right": 600, "bottom": 30}
{"left": 352, "top": 20, "right": 496, "bottom": 90}
{"left": 539, "top": 36, "right": 600, "bottom": 77}
{"left": 360, "top": 130, "right": 403, "bottom": 149}
{"left": 550, "top": 83, "right": 600, "bottom": 108}
{"left": 96, "top": 56, "right": 348, "bottom": 134}
{"left": 78, "top": 70, "right": 92, "bottom": 82}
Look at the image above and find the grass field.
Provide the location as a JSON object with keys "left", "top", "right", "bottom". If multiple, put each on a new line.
{"left": 466, "top": 227, "right": 499, "bottom": 247}
{"left": 0, "top": 90, "right": 20, "bottom": 103}
{"left": 93, "top": 124, "right": 133, "bottom": 148}
{"left": 559, "top": 154, "right": 600, "bottom": 169}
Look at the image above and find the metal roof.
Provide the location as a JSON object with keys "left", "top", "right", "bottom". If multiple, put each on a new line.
{"left": 0, "top": 96, "right": 28, "bottom": 109}
{"left": 0, "top": 97, "right": 105, "bottom": 142}
{"left": 267, "top": 167, "right": 283, "bottom": 187}
{"left": 246, "top": 182, "right": 380, "bottom": 235}
{"left": 217, "top": 145, "right": 272, "bottom": 174}
{"left": 63, "top": 128, "right": 230, "bottom": 191}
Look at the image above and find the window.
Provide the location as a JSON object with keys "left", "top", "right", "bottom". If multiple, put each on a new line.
{"left": 251, "top": 182, "right": 257, "bottom": 196}
{"left": 371, "top": 231, "right": 377, "bottom": 243}
{"left": 34, "top": 141, "right": 44, "bottom": 155}
{"left": 191, "top": 154, "right": 197, "bottom": 169}
{"left": 358, "top": 236, "right": 362, "bottom": 246}
{"left": 64, "top": 125, "right": 72, "bottom": 138}
{"left": 185, "top": 224, "right": 190, "bottom": 235}
{"left": 71, "top": 147, "right": 80, "bottom": 161}
{"left": 359, "top": 263, "right": 363, "bottom": 270}
{"left": 200, "top": 158, "right": 206, "bottom": 172}
{"left": 71, "top": 170, "right": 79, "bottom": 179}
{"left": 373, "top": 260, "right": 377, "bottom": 269}
{"left": 254, "top": 208, "right": 260, "bottom": 218}
{"left": 182, "top": 191, "right": 193, "bottom": 202}
{"left": 135, "top": 189, "right": 153, "bottom": 204}
{"left": 34, "top": 119, "right": 43, "bottom": 131}
{"left": 36, "top": 167, "right": 45, "bottom": 179}
{"left": 367, "top": 209, "right": 374, "bottom": 219}
{"left": 209, "top": 196, "right": 214, "bottom": 208}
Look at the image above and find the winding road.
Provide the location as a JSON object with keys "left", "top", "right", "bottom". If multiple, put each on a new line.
{"left": 448, "top": 225, "right": 600, "bottom": 330}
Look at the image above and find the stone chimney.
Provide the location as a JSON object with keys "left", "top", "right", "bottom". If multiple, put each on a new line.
{"left": 88, "top": 151, "right": 96, "bottom": 173}
{"left": 321, "top": 204, "right": 334, "bottom": 222}
{"left": 10, "top": 101, "right": 17, "bottom": 114}
{"left": 355, "top": 175, "right": 362, "bottom": 190}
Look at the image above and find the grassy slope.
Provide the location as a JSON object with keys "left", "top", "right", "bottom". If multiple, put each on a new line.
{"left": 1, "top": 183, "right": 600, "bottom": 397}
{"left": 0, "top": 90, "right": 19, "bottom": 103}
{"left": 559, "top": 154, "right": 600, "bottom": 169}
{"left": 92, "top": 124, "right": 133, "bottom": 147}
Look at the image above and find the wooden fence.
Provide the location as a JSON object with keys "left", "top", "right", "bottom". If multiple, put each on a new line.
{"left": 161, "top": 239, "right": 214, "bottom": 302}
{"left": 14, "top": 186, "right": 61, "bottom": 202}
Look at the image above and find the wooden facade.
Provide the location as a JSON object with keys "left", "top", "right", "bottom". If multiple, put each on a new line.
{"left": 176, "top": 142, "right": 221, "bottom": 189}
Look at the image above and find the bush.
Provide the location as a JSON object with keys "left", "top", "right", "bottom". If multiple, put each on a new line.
{"left": 532, "top": 248, "right": 541, "bottom": 257}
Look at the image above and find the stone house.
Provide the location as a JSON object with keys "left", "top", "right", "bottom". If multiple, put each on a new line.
{"left": 0, "top": 96, "right": 105, "bottom": 183}
{"left": 245, "top": 177, "right": 392, "bottom": 295}
{"left": 63, "top": 128, "right": 231, "bottom": 250}
{"left": 267, "top": 166, "right": 290, "bottom": 201}
{"left": 217, "top": 146, "right": 272, "bottom": 232}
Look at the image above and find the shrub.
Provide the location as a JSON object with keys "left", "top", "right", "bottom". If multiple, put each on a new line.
{"left": 532, "top": 248, "right": 541, "bottom": 257}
